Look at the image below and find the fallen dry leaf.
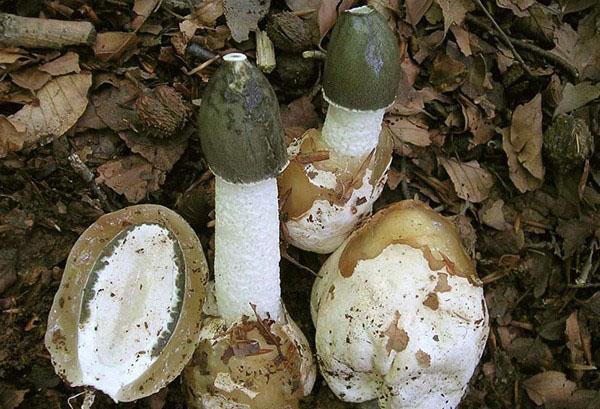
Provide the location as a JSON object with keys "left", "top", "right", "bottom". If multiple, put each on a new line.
{"left": 459, "top": 96, "right": 495, "bottom": 147}
{"left": 496, "top": 0, "right": 535, "bottom": 17}
{"left": 92, "top": 78, "right": 140, "bottom": 132}
{"left": 280, "top": 96, "right": 320, "bottom": 142}
{"left": 385, "top": 116, "right": 431, "bottom": 147}
{"left": 9, "top": 67, "right": 51, "bottom": 91}
{"left": 131, "top": 0, "right": 161, "bottom": 30}
{"left": 0, "top": 386, "right": 28, "bottom": 409}
{"left": 224, "top": 0, "right": 271, "bottom": 42}
{"left": 565, "top": 310, "right": 588, "bottom": 380}
{"left": 502, "top": 94, "right": 545, "bottom": 193}
{"left": 479, "top": 199, "right": 509, "bottom": 230}
{"left": 39, "top": 52, "right": 80, "bottom": 76}
{"left": 0, "top": 48, "right": 28, "bottom": 64}
{"left": 119, "top": 130, "right": 189, "bottom": 172}
{"left": 554, "top": 82, "right": 600, "bottom": 117}
{"left": 93, "top": 32, "right": 139, "bottom": 62}
{"left": 96, "top": 155, "right": 166, "bottom": 203}
{"left": 450, "top": 24, "right": 472, "bottom": 56}
{"left": 439, "top": 157, "right": 494, "bottom": 203}
{"left": 8, "top": 72, "right": 92, "bottom": 149}
{"left": 435, "top": 0, "right": 474, "bottom": 34}
{"left": 286, "top": 0, "right": 320, "bottom": 11}
{"left": 523, "top": 371, "right": 576, "bottom": 406}
{"left": 317, "top": 0, "right": 357, "bottom": 38}
{"left": 0, "top": 116, "right": 25, "bottom": 158}
{"left": 405, "top": 0, "right": 433, "bottom": 26}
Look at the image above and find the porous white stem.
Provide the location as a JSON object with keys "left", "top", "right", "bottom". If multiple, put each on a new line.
{"left": 321, "top": 103, "right": 385, "bottom": 158}
{"left": 214, "top": 176, "right": 282, "bottom": 324}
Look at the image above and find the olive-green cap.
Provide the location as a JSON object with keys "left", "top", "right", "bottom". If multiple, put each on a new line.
{"left": 322, "top": 6, "right": 401, "bottom": 111}
{"left": 198, "top": 53, "right": 288, "bottom": 184}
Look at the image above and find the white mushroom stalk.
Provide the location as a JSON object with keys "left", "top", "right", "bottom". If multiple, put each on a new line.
{"left": 184, "top": 53, "right": 315, "bottom": 409}
{"left": 321, "top": 103, "right": 385, "bottom": 158}
{"left": 214, "top": 177, "right": 281, "bottom": 323}
{"left": 311, "top": 201, "right": 489, "bottom": 408}
{"left": 278, "top": 6, "right": 401, "bottom": 254}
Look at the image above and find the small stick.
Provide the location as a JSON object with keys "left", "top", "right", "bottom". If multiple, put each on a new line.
{"left": 465, "top": 14, "right": 580, "bottom": 79}
{"left": 185, "top": 54, "right": 221, "bottom": 76}
{"left": 0, "top": 13, "right": 96, "bottom": 49}
{"left": 67, "top": 153, "right": 113, "bottom": 212}
{"left": 472, "top": 0, "right": 533, "bottom": 76}
{"left": 256, "top": 30, "right": 276, "bottom": 74}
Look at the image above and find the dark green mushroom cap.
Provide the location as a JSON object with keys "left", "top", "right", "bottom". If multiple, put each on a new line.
{"left": 198, "top": 53, "right": 288, "bottom": 184}
{"left": 322, "top": 6, "right": 401, "bottom": 111}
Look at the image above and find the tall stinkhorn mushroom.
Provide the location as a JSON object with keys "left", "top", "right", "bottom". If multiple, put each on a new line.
{"left": 311, "top": 201, "right": 489, "bottom": 408}
{"left": 183, "top": 53, "right": 315, "bottom": 408}
{"left": 278, "top": 5, "right": 401, "bottom": 253}
{"left": 45, "top": 205, "right": 209, "bottom": 402}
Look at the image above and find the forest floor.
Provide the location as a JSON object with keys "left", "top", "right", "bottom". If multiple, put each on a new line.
{"left": 1, "top": 0, "right": 600, "bottom": 408}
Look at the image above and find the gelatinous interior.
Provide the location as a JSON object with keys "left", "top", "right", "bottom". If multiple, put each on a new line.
{"left": 78, "top": 223, "right": 184, "bottom": 398}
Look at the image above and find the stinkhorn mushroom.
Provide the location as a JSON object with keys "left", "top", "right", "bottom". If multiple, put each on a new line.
{"left": 278, "top": 5, "right": 401, "bottom": 253}
{"left": 311, "top": 200, "right": 489, "bottom": 408}
{"left": 45, "top": 205, "right": 209, "bottom": 402}
{"left": 183, "top": 53, "right": 315, "bottom": 409}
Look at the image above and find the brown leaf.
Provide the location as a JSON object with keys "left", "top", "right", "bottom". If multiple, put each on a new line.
{"left": 429, "top": 53, "right": 467, "bottom": 92}
{"left": 96, "top": 155, "right": 166, "bottom": 203}
{"left": 0, "top": 48, "right": 28, "bottom": 64}
{"left": 0, "top": 116, "right": 25, "bottom": 158}
{"left": 565, "top": 310, "right": 587, "bottom": 379}
{"left": 93, "top": 32, "right": 138, "bottom": 62}
{"left": 523, "top": 371, "right": 576, "bottom": 406}
{"left": 507, "top": 337, "right": 553, "bottom": 369}
{"left": 435, "top": 0, "right": 474, "bottom": 34}
{"left": 439, "top": 157, "right": 494, "bottom": 203}
{"left": 8, "top": 73, "right": 92, "bottom": 149}
{"left": 188, "top": 0, "right": 224, "bottom": 28}
{"left": 460, "top": 96, "right": 495, "bottom": 146}
{"left": 92, "top": 78, "right": 140, "bottom": 132}
{"left": 554, "top": 82, "right": 600, "bottom": 117}
{"left": 479, "top": 199, "right": 508, "bottom": 230}
{"left": 503, "top": 94, "right": 545, "bottom": 192}
{"left": 496, "top": 0, "right": 535, "bottom": 17}
{"left": 10, "top": 67, "right": 51, "bottom": 91}
{"left": 405, "top": 0, "right": 433, "bottom": 26}
{"left": 131, "top": 0, "right": 161, "bottom": 30}
{"left": 39, "top": 52, "right": 80, "bottom": 76}
{"left": 224, "top": 0, "right": 271, "bottom": 42}
{"left": 286, "top": 0, "right": 320, "bottom": 11}
{"left": 317, "top": 0, "right": 357, "bottom": 38}
{"left": 280, "top": 96, "right": 320, "bottom": 134}
{"left": 385, "top": 116, "right": 431, "bottom": 147}
{"left": 450, "top": 24, "right": 472, "bottom": 56}
{"left": 0, "top": 386, "right": 28, "bottom": 409}
{"left": 119, "top": 130, "right": 189, "bottom": 172}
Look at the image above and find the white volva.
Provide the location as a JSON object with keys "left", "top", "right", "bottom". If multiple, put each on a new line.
{"left": 78, "top": 224, "right": 182, "bottom": 400}
{"left": 312, "top": 243, "right": 489, "bottom": 409}
{"left": 321, "top": 102, "right": 385, "bottom": 158}
{"left": 214, "top": 176, "right": 282, "bottom": 323}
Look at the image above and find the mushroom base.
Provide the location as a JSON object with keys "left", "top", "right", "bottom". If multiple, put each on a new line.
{"left": 278, "top": 128, "right": 392, "bottom": 254}
{"left": 184, "top": 311, "right": 315, "bottom": 409}
{"left": 311, "top": 201, "right": 489, "bottom": 409}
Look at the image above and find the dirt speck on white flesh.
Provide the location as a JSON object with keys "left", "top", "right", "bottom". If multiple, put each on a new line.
{"left": 78, "top": 223, "right": 184, "bottom": 400}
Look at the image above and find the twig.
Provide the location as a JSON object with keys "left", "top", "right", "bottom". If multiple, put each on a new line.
{"left": 0, "top": 13, "right": 96, "bottom": 49}
{"left": 465, "top": 14, "right": 580, "bottom": 80}
{"left": 67, "top": 153, "right": 113, "bottom": 212}
{"left": 185, "top": 54, "right": 221, "bottom": 76}
{"left": 472, "top": 0, "right": 533, "bottom": 76}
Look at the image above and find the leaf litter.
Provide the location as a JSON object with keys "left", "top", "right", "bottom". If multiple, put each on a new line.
{"left": 1, "top": 1, "right": 600, "bottom": 408}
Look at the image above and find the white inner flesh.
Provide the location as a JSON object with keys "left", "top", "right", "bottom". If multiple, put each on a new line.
{"left": 78, "top": 224, "right": 181, "bottom": 400}
{"left": 215, "top": 176, "right": 282, "bottom": 324}
{"left": 321, "top": 103, "right": 385, "bottom": 158}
